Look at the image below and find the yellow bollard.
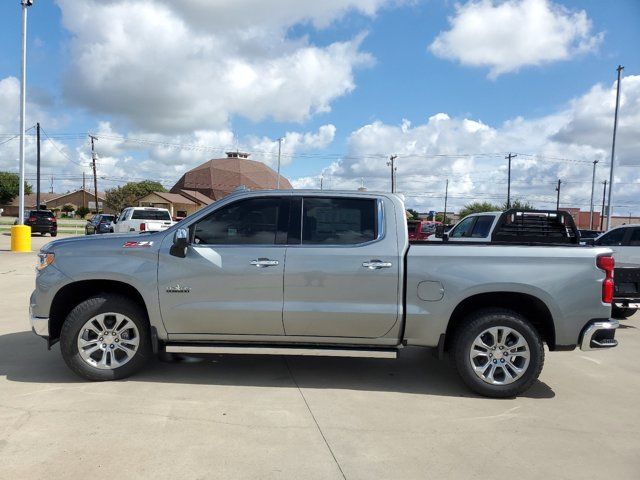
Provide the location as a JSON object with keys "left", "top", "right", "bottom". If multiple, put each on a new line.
{"left": 11, "top": 225, "right": 31, "bottom": 252}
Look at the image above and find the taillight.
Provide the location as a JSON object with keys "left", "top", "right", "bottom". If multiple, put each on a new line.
{"left": 597, "top": 255, "right": 615, "bottom": 303}
{"left": 28, "top": 216, "right": 36, "bottom": 222}
{"left": 49, "top": 217, "right": 56, "bottom": 223}
{"left": 140, "top": 223, "right": 146, "bottom": 231}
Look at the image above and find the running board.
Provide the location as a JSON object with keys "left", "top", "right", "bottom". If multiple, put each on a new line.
{"left": 165, "top": 344, "right": 397, "bottom": 359}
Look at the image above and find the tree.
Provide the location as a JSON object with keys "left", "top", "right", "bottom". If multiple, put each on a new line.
{"left": 458, "top": 201, "right": 501, "bottom": 220}
{"left": 105, "top": 180, "right": 167, "bottom": 212}
{"left": 61, "top": 204, "right": 75, "bottom": 214}
{"left": 0, "top": 171, "right": 33, "bottom": 204}
{"left": 406, "top": 208, "right": 420, "bottom": 220}
{"left": 502, "top": 199, "right": 534, "bottom": 211}
{"left": 76, "top": 206, "right": 90, "bottom": 218}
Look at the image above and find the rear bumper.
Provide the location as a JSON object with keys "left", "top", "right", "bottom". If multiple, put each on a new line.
{"left": 580, "top": 319, "right": 619, "bottom": 351}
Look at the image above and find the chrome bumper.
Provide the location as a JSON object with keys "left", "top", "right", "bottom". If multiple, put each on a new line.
{"left": 29, "top": 305, "right": 49, "bottom": 338}
{"left": 580, "top": 319, "right": 619, "bottom": 351}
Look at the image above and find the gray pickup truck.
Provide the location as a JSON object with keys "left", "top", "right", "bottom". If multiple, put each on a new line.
{"left": 30, "top": 190, "right": 619, "bottom": 397}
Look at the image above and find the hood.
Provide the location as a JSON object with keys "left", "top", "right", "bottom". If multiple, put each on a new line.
{"left": 41, "top": 231, "right": 167, "bottom": 253}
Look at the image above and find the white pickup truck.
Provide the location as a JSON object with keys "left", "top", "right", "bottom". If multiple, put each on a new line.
{"left": 112, "top": 207, "right": 174, "bottom": 233}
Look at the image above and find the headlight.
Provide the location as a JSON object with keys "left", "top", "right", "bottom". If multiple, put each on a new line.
{"left": 37, "top": 252, "right": 55, "bottom": 271}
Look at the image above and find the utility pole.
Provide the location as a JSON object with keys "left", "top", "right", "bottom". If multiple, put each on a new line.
{"left": 555, "top": 179, "right": 562, "bottom": 211}
{"left": 505, "top": 153, "right": 516, "bottom": 209}
{"left": 276, "top": 137, "right": 283, "bottom": 189}
{"left": 600, "top": 180, "right": 607, "bottom": 231}
{"left": 82, "top": 171, "right": 86, "bottom": 209}
{"left": 443, "top": 179, "right": 449, "bottom": 225}
{"left": 36, "top": 122, "right": 41, "bottom": 211}
{"left": 50, "top": 176, "right": 54, "bottom": 194}
{"left": 606, "top": 65, "right": 624, "bottom": 231}
{"left": 589, "top": 159, "right": 599, "bottom": 229}
{"left": 387, "top": 155, "right": 397, "bottom": 193}
{"left": 319, "top": 173, "right": 323, "bottom": 191}
{"left": 89, "top": 135, "right": 99, "bottom": 213}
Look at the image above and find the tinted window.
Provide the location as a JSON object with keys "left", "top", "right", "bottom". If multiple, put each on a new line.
{"left": 597, "top": 228, "right": 626, "bottom": 246}
{"left": 471, "top": 216, "right": 494, "bottom": 238}
{"left": 627, "top": 228, "right": 640, "bottom": 246}
{"left": 450, "top": 216, "right": 475, "bottom": 238}
{"left": 131, "top": 209, "right": 171, "bottom": 221}
{"left": 302, "top": 198, "right": 376, "bottom": 245}
{"left": 194, "top": 197, "right": 280, "bottom": 245}
{"left": 31, "top": 210, "right": 53, "bottom": 217}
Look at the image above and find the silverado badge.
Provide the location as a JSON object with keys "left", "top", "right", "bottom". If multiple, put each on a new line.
{"left": 166, "top": 284, "right": 191, "bottom": 293}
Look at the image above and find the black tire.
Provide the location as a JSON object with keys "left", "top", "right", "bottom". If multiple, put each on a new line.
{"left": 60, "top": 294, "right": 152, "bottom": 381}
{"left": 452, "top": 308, "right": 545, "bottom": 398}
{"left": 612, "top": 306, "right": 637, "bottom": 319}
{"left": 51, "top": 232, "right": 57, "bottom": 237}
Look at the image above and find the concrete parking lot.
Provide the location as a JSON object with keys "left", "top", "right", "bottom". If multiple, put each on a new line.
{"left": 1, "top": 233, "right": 639, "bottom": 479}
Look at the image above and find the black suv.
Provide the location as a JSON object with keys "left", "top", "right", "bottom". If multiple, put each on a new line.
{"left": 23, "top": 210, "right": 58, "bottom": 236}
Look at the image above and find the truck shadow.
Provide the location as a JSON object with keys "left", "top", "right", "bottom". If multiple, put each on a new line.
{"left": 0, "top": 330, "right": 555, "bottom": 399}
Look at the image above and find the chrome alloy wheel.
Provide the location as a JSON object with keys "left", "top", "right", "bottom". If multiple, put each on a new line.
{"left": 469, "top": 326, "right": 530, "bottom": 385}
{"left": 76, "top": 313, "right": 140, "bottom": 370}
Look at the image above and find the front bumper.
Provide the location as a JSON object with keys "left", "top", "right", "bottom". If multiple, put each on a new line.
{"left": 580, "top": 319, "right": 619, "bottom": 351}
{"left": 29, "top": 304, "right": 49, "bottom": 338}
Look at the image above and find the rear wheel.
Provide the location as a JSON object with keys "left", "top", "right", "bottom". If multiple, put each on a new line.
{"left": 60, "top": 294, "right": 151, "bottom": 381}
{"left": 453, "top": 309, "right": 544, "bottom": 398}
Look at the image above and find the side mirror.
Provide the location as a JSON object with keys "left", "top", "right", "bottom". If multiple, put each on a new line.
{"left": 434, "top": 225, "right": 445, "bottom": 238}
{"left": 583, "top": 238, "right": 595, "bottom": 246}
{"left": 170, "top": 228, "right": 189, "bottom": 258}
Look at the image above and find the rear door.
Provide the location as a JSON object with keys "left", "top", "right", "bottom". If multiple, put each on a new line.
{"left": 448, "top": 214, "right": 495, "bottom": 242}
{"left": 282, "top": 196, "right": 400, "bottom": 338}
{"left": 158, "top": 196, "right": 289, "bottom": 335}
{"left": 616, "top": 227, "right": 640, "bottom": 266}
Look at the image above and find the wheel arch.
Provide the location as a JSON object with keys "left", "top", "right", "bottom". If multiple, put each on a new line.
{"left": 444, "top": 292, "right": 556, "bottom": 351}
{"left": 48, "top": 280, "right": 149, "bottom": 347}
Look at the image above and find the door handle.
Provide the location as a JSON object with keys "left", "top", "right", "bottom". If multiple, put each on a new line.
{"left": 362, "top": 260, "right": 393, "bottom": 270}
{"left": 250, "top": 258, "right": 280, "bottom": 268}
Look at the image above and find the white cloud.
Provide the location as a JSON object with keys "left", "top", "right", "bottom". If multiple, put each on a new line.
{"left": 303, "top": 75, "right": 640, "bottom": 214}
{"left": 429, "top": 0, "right": 603, "bottom": 78}
{"left": 56, "top": 0, "right": 381, "bottom": 133}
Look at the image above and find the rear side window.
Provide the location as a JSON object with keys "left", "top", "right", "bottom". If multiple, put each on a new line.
{"left": 302, "top": 197, "right": 376, "bottom": 245}
{"left": 450, "top": 216, "right": 475, "bottom": 238}
{"left": 131, "top": 210, "right": 172, "bottom": 221}
{"left": 193, "top": 197, "right": 281, "bottom": 245}
{"left": 627, "top": 228, "right": 640, "bottom": 246}
{"left": 598, "top": 228, "right": 626, "bottom": 246}
{"left": 471, "top": 216, "right": 494, "bottom": 238}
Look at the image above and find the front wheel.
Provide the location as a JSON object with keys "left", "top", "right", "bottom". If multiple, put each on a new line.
{"left": 60, "top": 294, "right": 152, "bottom": 381}
{"left": 453, "top": 309, "right": 544, "bottom": 398}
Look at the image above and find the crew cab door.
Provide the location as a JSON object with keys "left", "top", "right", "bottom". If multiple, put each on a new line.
{"left": 282, "top": 196, "right": 401, "bottom": 338}
{"left": 157, "top": 196, "right": 288, "bottom": 335}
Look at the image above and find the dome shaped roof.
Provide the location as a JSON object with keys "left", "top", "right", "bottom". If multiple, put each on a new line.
{"left": 170, "top": 152, "right": 292, "bottom": 201}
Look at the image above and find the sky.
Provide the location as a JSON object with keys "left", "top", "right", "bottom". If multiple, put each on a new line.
{"left": 0, "top": 0, "right": 639, "bottom": 216}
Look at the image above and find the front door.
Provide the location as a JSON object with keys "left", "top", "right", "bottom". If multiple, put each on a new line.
{"left": 283, "top": 196, "right": 401, "bottom": 338}
{"left": 158, "top": 196, "right": 288, "bottom": 335}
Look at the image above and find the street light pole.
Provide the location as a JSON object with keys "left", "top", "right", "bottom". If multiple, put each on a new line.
{"left": 443, "top": 179, "right": 449, "bottom": 225}
{"left": 606, "top": 65, "right": 624, "bottom": 231}
{"left": 589, "top": 159, "right": 598, "bottom": 229}
{"left": 11, "top": 0, "right": 33, "bottom": 252}
{"left": 18, "top": 1, "right": 32, "bottom": 224}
